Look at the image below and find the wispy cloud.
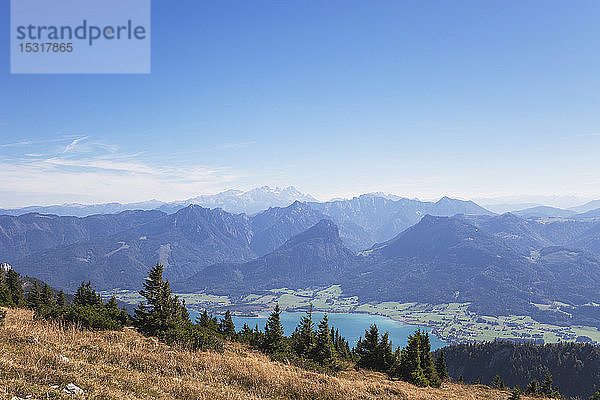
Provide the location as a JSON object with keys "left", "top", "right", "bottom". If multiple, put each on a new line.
{"left": 0, "top": 136, "right": 248, "bottom": 207}
{"left": 63, "top": 136, "right": 88, "bottom": 153}
{"left": 0, "top": 137, "right": 72, "bottom": 148}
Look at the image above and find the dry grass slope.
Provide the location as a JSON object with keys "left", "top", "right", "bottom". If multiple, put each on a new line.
{"left": 1, "top": 308, "right": 534, "bottom": 400}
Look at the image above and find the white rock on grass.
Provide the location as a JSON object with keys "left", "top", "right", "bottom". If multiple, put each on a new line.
{"left": 57, "top": 354, "right": 70, "bottom": 362}
{"left": 63, "top": 383, "right": 84, "bottom": 395}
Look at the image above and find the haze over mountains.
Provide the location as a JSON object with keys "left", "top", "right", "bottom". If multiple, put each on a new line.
{"left": 0, "top": 192, "right": 491, "bottom": 291}
{"left": 1, "top": 186, "right": 600, "bottom": 331}
{"left": 0, "top": 186, "right": 318, "bottom": 217}
{"left": 3, "top": 185, "right": 600, "bottom": 219}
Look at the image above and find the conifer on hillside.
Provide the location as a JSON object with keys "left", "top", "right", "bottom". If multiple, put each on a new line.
{"left": 292, "top": 305, "right": 314, "bottom": 357}
{"left": 41, "top": 283, "right": 55, "bottom": 307}
{"left": 355, "top": 324, "right": 381, "bottom": 370}
{"left": 134, "top": 263, "right": 189, "bottom": 336}
{"left": 0, "top": 274, "right": 13, "bottom": 307}
{"left": 219, "top": 310, "right": 236, "bottom": 338}
{"left": 6, "top": 269, "right": 24, "bottom": 307}
{"left": 392, "top": 329, "right": 439, "bottom": 387}
{"left": 56, "top": 290, "right": 66, "bottom": 307}
{"left": 312, "top": 314, "right": 337, "bottom": 367}
{"left": 435, "top": 352, "right": 448, "bottom": 381}
{"left": 26, "top": 281, "right": 41, "bottom": 309}
{"left": 262, "top": 304, "right": 287, "bottom": 356}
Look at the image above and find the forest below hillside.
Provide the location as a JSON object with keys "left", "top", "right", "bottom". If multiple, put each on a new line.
{"left": 437, "top": 341, "right": 600, "bottom": 398}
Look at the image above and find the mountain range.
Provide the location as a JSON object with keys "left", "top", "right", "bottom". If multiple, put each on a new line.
{"left": 3, "top": 185, "right": 600, "bottom": 219}
{"left": 2, "top": 190, "right": 600, "bottom": 329}
{"left": 0, "top": 194, "right": 491, "bottom": 291}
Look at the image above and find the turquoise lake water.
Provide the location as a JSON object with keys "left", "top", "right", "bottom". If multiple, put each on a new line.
{"left": 188, "top": 310, "right": 448, "bottom": 351}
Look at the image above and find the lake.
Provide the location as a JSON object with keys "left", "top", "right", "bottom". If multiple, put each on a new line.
{"left": 188, "top": 310, "right": 448, "bottom": 351}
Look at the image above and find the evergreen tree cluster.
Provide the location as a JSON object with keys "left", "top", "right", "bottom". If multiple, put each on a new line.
{"left": 437, "top": 340, "right": 600, "bottom": 398}
{"left": 0, "top": 269, "right": 25, "bottom": 307}
{"left": 1, "top": 267, "right": 129, "bottom": 330}
{"left": 523, "top": 372, "right": 563, "bottom": 399}
{"left": 238, "top": 305, "right": 353, "bottom": 371}
{"left": 36, "top": 280, "right": 130, "bottom": 330}
{"left": 353, "top": 324, "right": 445, "bottom": 387}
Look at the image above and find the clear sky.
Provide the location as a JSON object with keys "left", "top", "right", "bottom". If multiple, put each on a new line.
{"left": 1, "top": 0, "right": 600, "bottom": 207}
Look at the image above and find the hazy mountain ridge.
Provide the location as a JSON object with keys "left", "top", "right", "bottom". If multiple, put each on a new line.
{"left": 0, "top": 186, "right": 317, "bottom": 217}
{"left": 513, "top": 206, "right": 577, "bottom": 218}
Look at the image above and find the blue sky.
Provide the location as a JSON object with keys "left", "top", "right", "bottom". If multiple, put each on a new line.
{"left": 1, "top": 1, "right": 600, "bottom": 207}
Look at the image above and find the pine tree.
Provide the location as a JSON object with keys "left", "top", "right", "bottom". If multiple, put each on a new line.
{"left": 312, "top": 314, "right": 336, "bottom": 366}
{"left": 262, "top": 304, "right": 287, "bottom": 356}
{"left": 239, "top": 323, "right": 254, "bottom": 343}
{"left": 134, "top": 263, "right": 188, "bottom": 336}
{"left": 293, "top": 305, "right": 314, "bottom": 357}
{"left": 508, "top": 387, "right": 522, "bottom": 400}
{"left": 377, "top": 332, "right": 395, "bottom": 372}
{"left": 540, "top": 372, "right": 560, "bottom": 398}
{"left": 332, "top": 328, "right": 351, "bottom": 360}
{"left": 492, "top": 375, "right": 505, "bottom": 390}
{"left": 26, "top": 281, "right": 41, "bottom": 309}
{"left": 41, "top": 283, "right": 55, "bottom": 307}
{"left": 74, "top": 282, "right": 102, "bottom": 306}
{"left": 418, "top": 331, "right": 440, "bottom": 387}
{"left": 0, "top": 274, "right": 13, "bottom": 307}
{"left": 394, "top": 329, "right": 431, "bottom": 385}
{"left": 411, "top": 358, "right": 429, "bottom": 387}
{"left": 0, "top": 309, "right": 6, "bottom": 325}
{"left": 197, "top": 310, "right": 210, "bottom": 328}
{"left": 105, "top": 296, "right": 119, "bottom": 310}
{"left": 435, "top": 352, "right": 448, "bottom": 381}
{"left": 219, "top": 310, "right": 236, "bottom": 338}
{"left": 56, "top": 290, "right": 66, "bottom": 307}
{"left": 526, "top": 379, "right": 538, "bottom": 395}
{"left": 196, "top": 310, "right": 218, "bottom": 331}
{"left": 355, "top": 324, "right": 381, "bottom": 370}
{"left": 6, "top": 269, "right": 24, "bottom": 307}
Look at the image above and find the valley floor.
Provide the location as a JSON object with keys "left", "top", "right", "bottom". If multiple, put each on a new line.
{"left": 0, "top": 308, "right": 532, "bottom": 400}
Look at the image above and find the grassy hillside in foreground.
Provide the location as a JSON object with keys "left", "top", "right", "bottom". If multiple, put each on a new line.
{"left": 0, "top": 308, "right": 536, "bottom": 400}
